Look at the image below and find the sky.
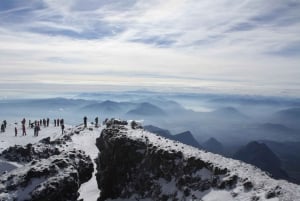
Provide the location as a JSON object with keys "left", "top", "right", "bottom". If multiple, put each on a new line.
{"left": 0, "top": 0, "right": 300, "bottom": 98}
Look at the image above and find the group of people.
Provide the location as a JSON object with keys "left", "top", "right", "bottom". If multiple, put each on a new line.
{"left": 83, "top": 116, "right": 99, "bottom": 128}
{"left": 2, "top": 116, "right": 101, "bottom": 137}
{"left": 15, "top": 117, "right": 65, "bottom": 136}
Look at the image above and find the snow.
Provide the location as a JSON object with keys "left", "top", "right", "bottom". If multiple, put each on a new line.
{"left": 202, "top": 190, "right": 234, "bottom": 201}
{"left": 1, "top": 120, "right": 300, "bottom": 201}
{"left": 0, "top": 122, "right": 102, "bottom": 201}
{"left": 0, "top": 159, "right": 19, "bottom": 172}
{"left": 17, "top": 177, "right": 47, "bottom": 201}
{"left": 0, "top": 122, "right": 66, "bottom": 152}
{"left": 68, "top": 124, "right": 103, "bottom": 201}
{"left": 192, "top": 168, "right": 212, "bottom": 180}
{"left": 124, "top": 123, "right": 300, "bottom": 201}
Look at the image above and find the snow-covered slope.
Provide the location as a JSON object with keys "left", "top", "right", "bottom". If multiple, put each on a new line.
{"left": 1, "top": 119, "right": 300, "bottom": 201}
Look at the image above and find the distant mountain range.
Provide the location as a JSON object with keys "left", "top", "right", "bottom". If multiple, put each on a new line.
{"left": 144, "top": 125, "right": 201, "bottom": 149}
{"left": 209, "top": 107, "right": 248, "bottom": 120}
{"left": 259, "top": 140, "right": 300, "bottom": 184}
{"left": 272, "top": 107, "right": 300, "bottom": 129}
{"left": 233, "top": 141, "right": 289, "bottom": 180}
{"left": 126, "top": 102, "right": 166, "bottom": 116}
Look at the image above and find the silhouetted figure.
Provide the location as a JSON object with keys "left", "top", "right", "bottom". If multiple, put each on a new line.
{"left": 43, "top": 119, "right": 46, "bottom": 127}
{"left": 60, "top": 119, "right": 64, "bottom": 126}
{"left": 1, "top": 124, "right": 5, "bottom": 132}
{"left": 57, "top": 119, "right": 60, "bottom": 127}
{"left": 15, "top": 127, "right": 17, "bottom": 137}
{"left": 95, "top": 117, "right": 99, "bottom": 128}
{"left": 3, "top": 120, "right": 7, "bottom": 129}
{"left": 21, "top": 118, "right": 26, "bottom": 126}
{"left": 54, "top": 119, "right": 56, "bottom": 127}
{"left": 22, "top": 124, "right": 26, "bottom": 136}
{"left": 34, "top": 125, "right": 40, "bottom": 136}
{"left": 84, "top": 116, "right": 87, "bottom": 128}
{"left": 61, "top": 124, "right": 65, "bottom": 134}
{"left": 40, "top": 119, "right": 42, "bottom": 126}
{"left": 47, "top": 118, "right": 49, "bottom": 127}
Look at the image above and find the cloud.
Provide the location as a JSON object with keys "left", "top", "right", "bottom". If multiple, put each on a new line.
{"left": 0, "top": 0, "right": 299, "bottom": 97}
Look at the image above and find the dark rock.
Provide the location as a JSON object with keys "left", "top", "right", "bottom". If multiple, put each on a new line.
{"left": 243, "top": 181, "right": 253, "bottom": 190}
{"left": 265, "top": 186, "right": 281, "bottom": 199}
{"left": 95, "top": 124, "right": 232, "bottom": 201}
{"left": 0, "top": 150, "right": 93, "bottom": 201}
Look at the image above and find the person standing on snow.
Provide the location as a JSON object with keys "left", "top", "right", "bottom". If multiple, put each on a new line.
{"left": 22, "top": 124, "right": 26, "bottom": 136}
{"left": 3, "top": 120, "right": 7, "bottom": 129}
{"left": 61, "top": 123, "right": 65, "bottom": 134}
{"left": 1, "top": 124, "right": 4, "bottom": 132}
{"left": 15, "top": 127, "right": 17, "bottom": 136}
{"left": 95, "top": 117, "right": 99, "bottom": 128}
{"left": 21, "top": 118, "right": 26, "bottom": 126}
{"left": 83, "top": 116, "right": 87, "bottom": 128}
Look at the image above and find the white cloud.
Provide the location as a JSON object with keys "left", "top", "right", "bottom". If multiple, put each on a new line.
{"left": 0, "top": 0, "right": 299, "bottom": 96}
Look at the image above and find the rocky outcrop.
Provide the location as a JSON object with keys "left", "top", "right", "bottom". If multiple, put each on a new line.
{"left": 0, "top": 143, "right": 61, "bottom": 163}
{"left": 0, "top": 132, "right": 75, "bottom": 163}
{"left": 96, "top": 124, "right": 232, "bottom": 200}
{"left": 0, "top": 150, "right": 93, "bottom": 201}
{"left": 0, "top": 126, "right": 94, "bottom": 201}
{"left": 95, "top": 121, "right": 300, "bottom": 201}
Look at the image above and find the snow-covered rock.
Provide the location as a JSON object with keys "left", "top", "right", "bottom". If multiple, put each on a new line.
{"left": 0, "top": 150, "right": 93, "bottom": 201}
{"left": 0, "top": 125, "right": 94, "bottom": 201}
{"left": 96, "top": 120, "right": 300, "bottom": 201}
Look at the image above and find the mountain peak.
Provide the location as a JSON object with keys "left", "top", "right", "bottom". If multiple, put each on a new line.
{"left": 203, "top": 137, "right": 224, "bottom": 154}
{"left": 126, "top": 102, "right": 166, "bottom": 116}
{"left": 233, "top": 141, "right": 288, "bottom": 180}
{"left": 173, "top": 130, "right": 201, "bottom": 148}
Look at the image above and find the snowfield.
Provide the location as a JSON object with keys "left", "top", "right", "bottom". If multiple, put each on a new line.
{"left": 0, "top": 122, "right": 102, "bottom": 201}
{"left": 1, "top": 120, "right": 300, "bottom": 201}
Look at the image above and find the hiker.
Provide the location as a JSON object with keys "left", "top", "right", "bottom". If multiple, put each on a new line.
{"left": 47, "top": 118, "right": 49, "bottom": 127}
{"left": 57, "top": 118, "right": 60, "bottom": 127}
{"left": 1, "top": 124, "right": 4, "bottom": 132}
{"left": 43, "top": 119, "right": 46, "bottom": 127}
{"left": 61, "top": 124, "right": 65, "bottom": 134}
{"left": 22, "top": 124, "right": 26, "bottom": 136}
{"left": 3, "top": 120, "right": 7, "bottom": 129}
{"left": 34, "top": 124, "right": 40, "bottom": 136}
{"left": 60, "top": 119, "right": 64, "bottom": 126}
{"left": 21, "top": 118, "right": 26, "bottom": 126}
{"left": 40, "top": 119, "right": 42, "bottom": 126}
{"left": 54, "top": 119, "right": 56, "bottom": 127}
{"left": 95, "top": 117, "right": 99, "bottom": 128}
{"left": 83, "top": 116, "right": 87, "bottom": 128}
{"left": 15, "top": 127, "right": 17, "bottom": 136}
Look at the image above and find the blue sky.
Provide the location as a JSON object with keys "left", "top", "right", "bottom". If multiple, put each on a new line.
{"left": 0, "top": 0, "right": 300, "bottom": 98}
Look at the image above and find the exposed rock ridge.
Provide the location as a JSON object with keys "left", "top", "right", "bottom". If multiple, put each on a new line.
{"left": 96, "top": 120, "right": 300, "bottom": 201}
